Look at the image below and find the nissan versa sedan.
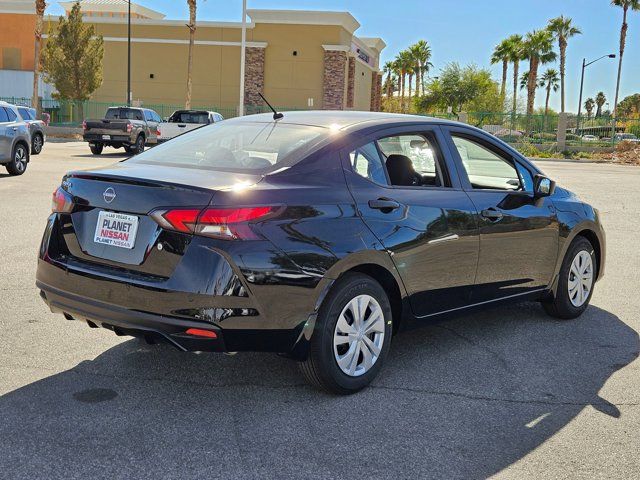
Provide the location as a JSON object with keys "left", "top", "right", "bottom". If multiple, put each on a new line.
{"left": 36, "top": 111, "right": 605, "bottom": 394}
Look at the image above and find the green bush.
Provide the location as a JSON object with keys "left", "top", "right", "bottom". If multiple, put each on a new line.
{"left": 628, "top": 124, "right": 640, "bottom": 137}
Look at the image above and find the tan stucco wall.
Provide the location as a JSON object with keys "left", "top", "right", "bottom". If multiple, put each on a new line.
{"left": 40, "top": 17, "right": 379, "bottom": 112}
{"left": 352, "top": 59, "right": 373, "bottom": 111}
{"left": 0, "top": 13, "right": 36, "bottom": 70}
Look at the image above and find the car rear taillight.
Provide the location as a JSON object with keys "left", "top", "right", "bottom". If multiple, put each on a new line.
{"left": 82, "top": 120, "right": 87, "bottom": 131}
{"left": 150, "top": 206, "right": 276, "bottom": 240}
{"left": 127, "top": 123, "right": 133, "bottom": 133}
{"left": 51, "top": 187, "right": 74, "bottom": 213}
{"left": 156, "top": 127, "right": 161, "bottom": 136}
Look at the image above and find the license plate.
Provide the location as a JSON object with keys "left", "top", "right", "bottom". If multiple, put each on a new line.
{"left": 102, "top": 134, "right": 110, "bottom": 140}
{"left": 94, "top": 211, "right": 139, "bottom": 249}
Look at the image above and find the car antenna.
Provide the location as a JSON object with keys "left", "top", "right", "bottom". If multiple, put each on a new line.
{"left": 258, "top": 92, "right": 284, "bottom": 120}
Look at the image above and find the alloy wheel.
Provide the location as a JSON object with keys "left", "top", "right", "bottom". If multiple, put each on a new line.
{"left": 568, "top": 250, "right": 593, "bottom": 307}
{"left": 333, "top": 294, "right": 385, "bottom": 377}
{"left": 14, "top": 146, "right": 26, "bottom": 173}
{"left": 33, "top": 135, "right": 43, "bottom": 153}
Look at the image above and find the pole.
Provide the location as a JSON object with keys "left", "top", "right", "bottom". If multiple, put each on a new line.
{"left": 576, "top": 58, "right": 585, "bottom": 135}
{"left": 127, "top": 0, "right": 131, "bottom": 106}
{"left": 238, "top": 0, "right": 247, "bottom": 116}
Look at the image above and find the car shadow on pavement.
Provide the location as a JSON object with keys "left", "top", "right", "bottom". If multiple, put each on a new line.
{"left": 71, "top": 152, "right": 131, "bottom": 159}
{"left": 0, "top": 302, "right": 637, "bottom": 479}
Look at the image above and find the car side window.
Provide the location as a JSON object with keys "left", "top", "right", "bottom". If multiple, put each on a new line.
{"left": 376, "top": 134, "right": 446, "bottom": 187}
{"left": 349, "top": 142, "right": 388, "bottom": 186}
{"left": 18, "top": 107, "right": 32, "bottom": 120}
{"left": 452, "top": 135, "right": 523, "bottom": 191}
{"left": 135, "top": 110, "right": 144, "bottom": 121}
{"left": 0, "top": 108, "right": 8, "bottom": 123}
{"left": 152, "top": 111, "right": 161, "bottom": 123}
{"left": 5, "top": 107, "right": 17, "bottom": 122}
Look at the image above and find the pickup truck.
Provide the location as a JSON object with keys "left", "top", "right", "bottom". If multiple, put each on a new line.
{"left": 83, "top": 107, "right": 162, "bottom": 155}
{"left": 158, "top": 110, "right": 223, "bottom": 143}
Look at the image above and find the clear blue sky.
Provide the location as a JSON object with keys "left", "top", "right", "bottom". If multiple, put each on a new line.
{"left": 47, "top": 0, "right": 639, "bottom": 113}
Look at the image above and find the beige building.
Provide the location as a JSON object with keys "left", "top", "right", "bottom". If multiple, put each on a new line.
{"left": 32, "top": 1, "right": 385, "bottom": 114}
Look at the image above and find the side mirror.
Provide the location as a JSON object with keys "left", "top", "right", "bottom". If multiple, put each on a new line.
{"left": 534, "top": 174, "right": 556, "bottom": 198}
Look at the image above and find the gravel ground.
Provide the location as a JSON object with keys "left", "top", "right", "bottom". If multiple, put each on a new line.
{"left": 0, "top": 142, "right": 638, "bottom": 479}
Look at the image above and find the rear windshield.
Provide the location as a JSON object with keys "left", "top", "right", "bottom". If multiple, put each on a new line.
{"left": 105, "top": 108, "right": 143, "bottom": 121}
{"left": 169, "top": 111, "right": 209, "bottom": 124}
{"left": 127, "top": 121, "right": 328, "bottom": 173}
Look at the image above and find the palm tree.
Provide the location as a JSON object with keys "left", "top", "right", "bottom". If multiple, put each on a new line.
{"left": 519, "top": 71, "right": 530, "bottom": 91}
{"left": 547, "top": 16, "right": 581, "bottom": 113}
{"left": 522, "top": 30, "right": 557, "bottom": 116}
{"left": 540, "top": 68, "right": 559, "bottom": 119}
{"left": 185, "top": 0, "right": 197, "bottom": 109}
{"left": 396, "top": 50, "right": 413, "bottom": 111}
{"left": 491, "top": 38, "right": 512, "bottom": 99}
{"left": 611, "top": 1, "right": 640, "bottom": 118}
{"left": 595, "top": 91, "right": 607, "bottom": 117}
{"left": 584, "top": 98, "right": 595, "bottom": 118}
{"left": 32, "top": 0, "right": 47, "bottom": 114}
{"left": 383, "top": 61, "right": 395, "bottom": 98}
{"left": 410, "top": 40, "right": 432, "bottom": 97}
{"left": 506, "top": 34, "right": 524, "bottom": 113}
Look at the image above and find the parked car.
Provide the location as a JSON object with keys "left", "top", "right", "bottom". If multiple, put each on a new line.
{"left": 37, "top": 111, "right": 606, "bottom": 394}
{"left": 613, "top": 133, "right": 640, "bottom": 144}
{"left": 581, "top": 134, "right": 599, "bottom": 142}
{"left": 82, "top": 106, "right": 162, "bottom": 155}
{"left": 17, "top": 106, "right": 46, "bottom": 154}
{"left": 0, "top": 101, "right": 31, "bottom": 176}
{"left": 158, "top": 110, "right": 223, "bottom": 143}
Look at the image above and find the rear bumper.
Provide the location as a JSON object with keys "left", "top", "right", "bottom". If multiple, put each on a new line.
{"left": 84, "top": 133, "right": 133, "bottom": 145}
{"left": 38, "top": 281, "right": 226, "bottom": 352}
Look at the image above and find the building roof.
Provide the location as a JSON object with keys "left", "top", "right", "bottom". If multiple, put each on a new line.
{"left": 247, "top": 9, "right": 360, "bottom": 34}
{"left": 359, "top": 37, "right": 387, "bottom": 53}
{"left": 0, "top": 0, "right": 35, "bottom": 14}
{"left": 58, "top": 0, "right": 166, "bottom": 20}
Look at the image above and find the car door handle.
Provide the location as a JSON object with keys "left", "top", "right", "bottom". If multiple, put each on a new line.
{"left": 12, "top": 127, "right": 18, "bottom": 131}
{"left": 481, "top": 208, "right": 504, "bottom": 221}
{"left": 368, "top": 198, "right": 401, "bottom": 211}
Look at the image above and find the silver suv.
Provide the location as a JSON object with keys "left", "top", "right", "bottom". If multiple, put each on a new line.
{"left": 16, "top": 106, "right": 46, "bottom": 155}
{"left": 0, "top": 101, "right": 31, "bottom": 176}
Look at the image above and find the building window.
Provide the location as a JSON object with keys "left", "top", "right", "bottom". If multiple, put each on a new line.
{"left": 2, "top": 48, "right": 22, "bottom": 70}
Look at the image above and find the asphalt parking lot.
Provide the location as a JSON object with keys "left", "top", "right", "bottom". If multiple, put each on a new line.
{"left": 0, "top": 141, "right": 638, "bottom": 479}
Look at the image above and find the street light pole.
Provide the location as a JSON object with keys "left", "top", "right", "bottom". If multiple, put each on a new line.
{"left": 576, "top": 53, "right": 615, "bottom": 134}
{"left": 127, "top": 0, "right": 131, "bottom": 106}
{"left": 238, "top": 0, "right": 247, "bottom": 116}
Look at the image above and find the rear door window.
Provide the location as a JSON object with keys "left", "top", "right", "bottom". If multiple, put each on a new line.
{"left": 5, "top": 107, "right": 17, "bottom": 122}
{"left": 18, "top": 107, "right": 33, "bottom": 120}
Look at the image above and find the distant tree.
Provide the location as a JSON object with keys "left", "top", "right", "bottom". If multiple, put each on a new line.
{"left": 32, "top": 0, "right": 47, "bottom": 114}
{"left": 584, "top": 97, "right": 595, "bottom": 118}
{"left": 506, "top": 34, "right": 525, "bottom": 113}
{"left": 410, "top": 40, "right": 433, "bottom": 97}
{"left": 519, "top": 70, "right": 530, "bottom": 91}
{"left": 396, "top": 50, "right": 414, "bottom": 111}
{"left": 383, "top": 61, "right": 395, "bottom": 98}
{"left": 616, "top": 93, "right": 640, "bottom": 116}
{"left": 522, "top": 29, "right": 557, "bottom": 116}
{"left": 491, "top": 38, "right": 512, "bottom": 99}
{"left": 41, "top": 1, "right": 104, "bottom": 121}
{"left": 547, "top": 15, "right": 581, "bottom": 113}
{"left": 416, "top": 63, "right": 501, "bottom": 114}
{"left": 185, "top": 0, "right": 197, "bottom": 109}
{"left": 539, "top": 68, "right": 559, "bottom": 128}
{"left": 611, "top": 1, "right": 640, "bottom": 117}
{"left": 595, "top": 91, "right": 607, "bottom": 117}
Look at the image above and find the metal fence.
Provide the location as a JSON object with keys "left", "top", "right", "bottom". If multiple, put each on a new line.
{"left": 2, "top": 96, "right": 639, "bottom": 150}
{"left": 0, "top": 97, "right": 308, "bottom": 126}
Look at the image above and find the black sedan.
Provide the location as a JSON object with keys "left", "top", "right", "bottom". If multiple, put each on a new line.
{"left": 37, "top": 111, "right": 605, "bottom": 394}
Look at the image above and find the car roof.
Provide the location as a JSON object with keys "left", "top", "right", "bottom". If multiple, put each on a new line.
{"left": 225, "top": 110, "right": 462, "bottom": 131}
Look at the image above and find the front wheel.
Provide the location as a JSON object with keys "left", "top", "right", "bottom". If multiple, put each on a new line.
{"left": 299, "top": 273, "right": 393, "bottom": 394}
{"left": 542, "top": 236, "right": 596, "bottom": 319}
{"left": 5, "top": 143, "right": 28, "bottom": 175}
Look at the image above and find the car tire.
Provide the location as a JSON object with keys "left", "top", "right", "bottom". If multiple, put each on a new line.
{"left": 31, "top": 133, "right": 44, "bottom": 155}
{"left": 542, "top": 236, "right": 596, "bottom": 320}
{"left": 299, "top": 273, "right": 393, "bottom": 394}
{"left": 90, "top": 144, "right": 103, "bottom": 155}
{"left": 125, "top": 135, "right": 144, "bottom": 155}
{"left": 5, "top": 143, "right": 29, "bottom": 176}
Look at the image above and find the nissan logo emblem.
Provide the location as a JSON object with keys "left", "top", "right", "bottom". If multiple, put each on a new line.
{"left": 103, "top": 187, "right": 116, "bottom": 204}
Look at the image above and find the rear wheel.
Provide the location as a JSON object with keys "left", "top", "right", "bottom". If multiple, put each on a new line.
{"left": 31, "top": 133, "right": 43, "bottom": 155}
{"left": 89, "top": 143, "right": 103, "bottom": 155}
{"left": 542, "top": 236, "right": 596, "bottom": 319}
{"left": 5, "top": 143, "right": 28, "bottom": 176}
{"left": 126, "top": 135, "right": 145, "bottom": 155}
{"left": 299, "top": 273, "right": 392, "bottom": 394}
